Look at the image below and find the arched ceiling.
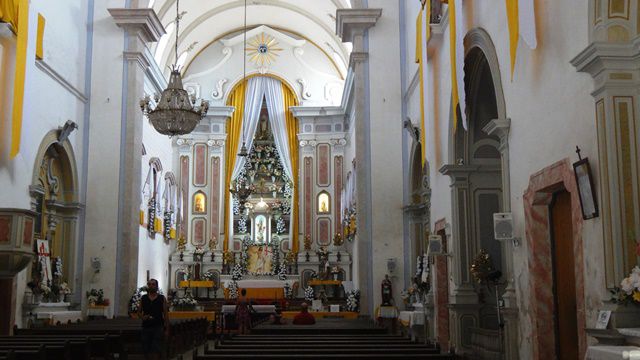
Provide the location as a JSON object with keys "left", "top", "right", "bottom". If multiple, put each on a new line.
{"left": 149, "top": 0, "right": 352, "bottom": 74}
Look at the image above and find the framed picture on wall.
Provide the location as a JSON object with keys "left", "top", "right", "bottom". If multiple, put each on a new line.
{"left": 573, "top": 157, "right": 599, "bottom": 220}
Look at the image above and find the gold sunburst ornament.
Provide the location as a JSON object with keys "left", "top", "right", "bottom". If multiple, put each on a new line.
{"left": 246, "top": 33, "right": 283, "bottom": 69}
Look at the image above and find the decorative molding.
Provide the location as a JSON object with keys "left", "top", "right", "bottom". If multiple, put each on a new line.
{"left": 206, "top": 139, "right": 225, "bottom": 148}
{"left": 571, "top": 39, "right": 640, "bottom": 81}
{"left": 297, "top": 78, "right": 312, "bottom": 100}
{"left": 211, "top": 78, "right": 228, "bottom": 100}
{"left": 335, "top": 8, "right": 382, "bottom": 43}
{"left": 206, "top": 105, "right": 235, "bottom": 118}
{"left": 123, "top": 50, "right": 152, "bottom": 70}
{"left": 108, "top": 8, "right": 165, "bottom": 43}
{"left": 183, "top": 48, "right": 232, "bottom": 83}
{"left": 35, "top": 60, "right": 88, "bottom": 103}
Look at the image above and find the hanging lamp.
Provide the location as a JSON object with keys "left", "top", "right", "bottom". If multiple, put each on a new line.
{"left": 140, "top": 0, "right": 209, "bottom": 136}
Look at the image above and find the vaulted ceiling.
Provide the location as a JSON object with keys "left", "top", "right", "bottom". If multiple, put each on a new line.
{"left": 149, "top": 0, "right": 352, "bottom": 74}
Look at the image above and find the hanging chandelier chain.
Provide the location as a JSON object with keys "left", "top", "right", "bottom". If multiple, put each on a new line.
{"left": 241, "top": 0, "right": 247, "bottom": 145}
{"left": 174, "top": 0, "right": 180, "bottom": 69}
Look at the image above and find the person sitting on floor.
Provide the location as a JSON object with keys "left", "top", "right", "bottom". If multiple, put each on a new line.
{"left": 292, "top": 302, "right": 316, "bottom": 325}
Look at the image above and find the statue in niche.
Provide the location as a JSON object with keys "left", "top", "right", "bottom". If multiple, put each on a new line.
{"left": 381, "top": 274, "right": 393, "bottom": 306}
{"left": 256, "top": 113, "right": 270, "bottom": 140}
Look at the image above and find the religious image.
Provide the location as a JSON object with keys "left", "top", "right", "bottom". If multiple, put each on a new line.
{"left": 193, "top": 192, "right": 206, "bottom": 213}
{"left": 247, "top": 245, "right": 273, "bottom": 274}
{"left": 317, "top": 192, "right": 330, "bottom": 214}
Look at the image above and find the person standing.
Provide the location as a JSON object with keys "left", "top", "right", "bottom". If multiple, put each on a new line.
{"left": 137, "top": 279, "right": 169, "bottom": 360}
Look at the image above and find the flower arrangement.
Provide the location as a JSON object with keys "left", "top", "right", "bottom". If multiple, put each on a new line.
{"left": 277, "top": 263, "right": 288, "bottom": 281}
{"left": 400, "top": 287, "right": 415, "bottom": 304}
{"left": 304, "top": 286, "right": 314, "bottom": 302}
{"left": 59, "top": 282, "right": 71, "bottom": 295}
{"left": 346, "top": 290, "right": 360, "bottom": 312}
{"left": 611, "top": 266, "right": 640, "bottom": 305}
{"left": 194, "top": 246, "right": 205, "bottom": 255}
{"left": 232, "top": 263, "right": 244, "bottom": 281}
{"left": 86, "top": 288, "right": 108, "bottom": 306}
{"left": 228, "top": 280, "right": 239, "bottom": 299}
{"left": 276, "top": 217, "right": 286, "bottom": 234}
{"left": 40, "top": 282, "right": 52, "bottom": 299}
{"left": 171, "top": 294, "right": 198, "bottom": 310}
{"left": 284, "top": 282, "right": 293, "bottom": 299}
{"left": 203, "top": 270, "right": 216, "bottom": 281}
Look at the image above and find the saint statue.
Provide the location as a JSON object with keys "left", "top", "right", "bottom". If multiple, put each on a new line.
{"left": 381, "top": 274, "right": 393, "bottom": 306}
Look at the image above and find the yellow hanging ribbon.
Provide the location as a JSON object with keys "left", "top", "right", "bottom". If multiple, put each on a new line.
{"left": 10, "top": 0, "right": 29, "bottom": 158}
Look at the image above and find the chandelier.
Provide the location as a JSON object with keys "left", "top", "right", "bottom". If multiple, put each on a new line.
{"left": 140, "top": 0, "right": 209, "bottom": 136}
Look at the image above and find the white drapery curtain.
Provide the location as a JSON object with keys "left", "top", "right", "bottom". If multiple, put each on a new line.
{"left": 263, "top": 77, "right": 293, "bottom": 181}
{"left": 231, "top": 76, "right": 266, "bottom": 180}
{"left": 231, "top": 76, "right": 294, "bottom": 182}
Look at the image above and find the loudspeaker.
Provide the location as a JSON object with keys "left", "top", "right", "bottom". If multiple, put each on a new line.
{"left": 427, "top": 235, "right": 443, "bottom": 255}
{"left": 493, "top": 213, "right": 514, "bottom": 241}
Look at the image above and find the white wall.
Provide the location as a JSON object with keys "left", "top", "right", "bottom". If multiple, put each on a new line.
{"left": 406, "top": 0, "right": 600, "bottom": 356}
{"left": 137, "top": 115, "right": 174, "bottom": 294}
{"left": 0, "top": 0, "right": 90, "bottom": 328}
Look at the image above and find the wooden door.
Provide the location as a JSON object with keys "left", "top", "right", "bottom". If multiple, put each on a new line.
{"left": 551, "top": 191, "right": 578, "bottom": 360}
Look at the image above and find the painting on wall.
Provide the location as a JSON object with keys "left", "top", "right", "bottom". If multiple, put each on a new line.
{"left": 573, "top": 157, "right": 598, "bottom": 220}
{"left": 247, "top": 245, "right": 273, "bottom": 275}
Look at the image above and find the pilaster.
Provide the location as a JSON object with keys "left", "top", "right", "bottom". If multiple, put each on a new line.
{"left": 336, "top": 7, "right": 381, "bottom": 315}
{"left": 572, "top": 38, "right": 640, "bottom": 289}
{"left": 108, "top": 7, "right": 164, "bottom": 315}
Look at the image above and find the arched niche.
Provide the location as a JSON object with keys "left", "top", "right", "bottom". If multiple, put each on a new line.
{"left": 29, "top": 130, "right": 80, "bottom": 284}
{"left": 193, "top": 191, "right": 207, "bottom": 214}
{"left": 317, "top": 191, "right": 330, "bottom": 214}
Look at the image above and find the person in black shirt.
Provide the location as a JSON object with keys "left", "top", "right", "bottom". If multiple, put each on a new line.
{"left": 137, "top": 279, "right": 169, "bottom": 360}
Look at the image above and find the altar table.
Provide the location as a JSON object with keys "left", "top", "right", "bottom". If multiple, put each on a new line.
{"left": 281, "top": 311, "right": 358, "bottom": 320}
{"left": 169, "top": 311, "right": 215, "bottom": 321}
{"left": 223, "top": 280, "right": 289, "bottom": 299}
{"left": 221, "top": 305, "right": 276, "bottom": 314}
{"left": 179, "top": 280, "right": 214, "bottom": 288}
{"left": 36, "top": 311, "right": 83, "bottom": 325}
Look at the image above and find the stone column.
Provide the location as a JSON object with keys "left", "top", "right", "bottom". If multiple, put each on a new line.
{"left": 336, "top": 8, "right": 381, "bottom": 315}
{"left": 108, "top": 8, "right": 164, "bottom": 315}
{"left": 439, "top": 164, "right": 480, "bottom": 352}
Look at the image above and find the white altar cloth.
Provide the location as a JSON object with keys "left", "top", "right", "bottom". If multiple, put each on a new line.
{"left": 223, "top": 280, "right": 289, "bottom": 288}
{"left": 399, "top": 311, "right": 425, "bottom": 327}
{"left": 36, "top": 311, "right": 82, "bottom": 324}
{"left": 585, "top": 346, "right": 640, "bottom": 360}
{"left": 221, "top": 305, "right": 276, "bottom": 314}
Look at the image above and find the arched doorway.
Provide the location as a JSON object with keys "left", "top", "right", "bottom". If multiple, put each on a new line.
{"left": 441, "top": 29, "right": 508, "bottom": 354}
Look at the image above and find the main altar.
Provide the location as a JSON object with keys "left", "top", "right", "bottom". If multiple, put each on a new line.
{"left": 168, "top": 104, "right": 356, "bottom": 307}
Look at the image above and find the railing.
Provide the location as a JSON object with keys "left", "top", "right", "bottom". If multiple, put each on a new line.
{"left": 470, "top": 327, "right": 503, "bottom": 360}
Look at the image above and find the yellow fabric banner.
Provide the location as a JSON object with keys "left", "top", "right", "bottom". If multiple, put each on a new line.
{"left": 282, "top": 83, "right": 299, "bottom": 253}
{"left": 505, "top": 0, "right": 519, "bottom": 79}
{"left": 36, "top": 13, "right": 45, "bottom": 60}
{"left": 223, "top": 81, "right": 247, "bottom": 251}
{"left": 415, "top": 9, "right": 426, "bottom": 167}
{"left": 10, "top": 0, "right": 29, "bottom": 158}
{"left": 0, "top": 0, "right": 18, "bottom": 32}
